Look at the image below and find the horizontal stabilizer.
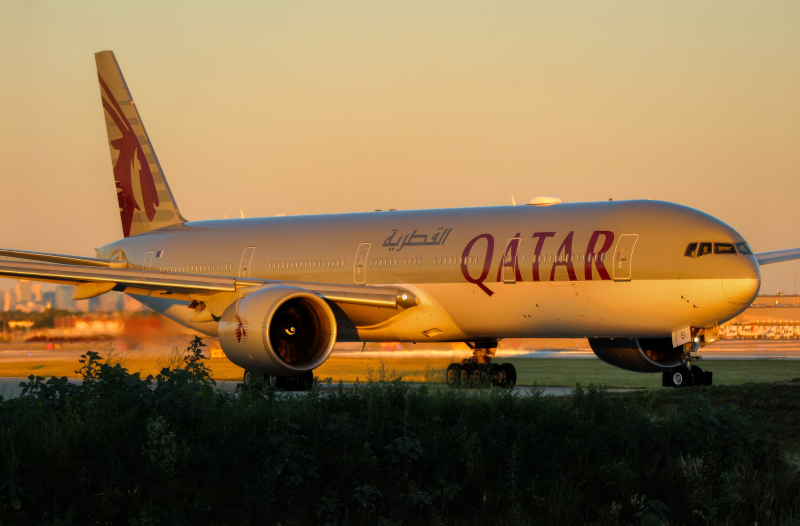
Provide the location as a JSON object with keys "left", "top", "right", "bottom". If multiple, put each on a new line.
{"left": 755, "top": 248, "right": 800, "bottom": 266}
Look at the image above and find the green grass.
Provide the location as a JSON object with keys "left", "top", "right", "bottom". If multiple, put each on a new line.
{"left": 495, "top": 358, "right": 800, "bottom": 388}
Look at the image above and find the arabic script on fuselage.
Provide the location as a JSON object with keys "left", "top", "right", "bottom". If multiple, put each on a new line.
{"left": 382, "top": 228, "right": 453, "bottom": 252}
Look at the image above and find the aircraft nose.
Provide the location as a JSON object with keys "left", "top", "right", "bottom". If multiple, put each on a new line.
{"left": 721, "top": 257, "right": 761, "bottom": 306}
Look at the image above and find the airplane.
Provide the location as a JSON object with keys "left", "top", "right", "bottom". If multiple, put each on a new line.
{"left": 2, "top": 50, "right": 799, "bottom": 390}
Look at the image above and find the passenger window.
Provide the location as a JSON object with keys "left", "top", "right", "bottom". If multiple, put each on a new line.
{"left": 684, "top": 243, "right": 698, "bottom": 258}
{"left": 736, "top": 242, "right": 753, "bottom": 255}
{"left": 697, "top": 243, "right": 713, "bottom": 257}
{"left": 715, "top": 243, "right": 737, "bottom": 255}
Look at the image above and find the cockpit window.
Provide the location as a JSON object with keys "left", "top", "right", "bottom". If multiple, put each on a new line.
{"left": 684, "top": 243, "right": 698, "bottom": 258}
{"left": 715, "top": 243, "right": 737, "bottom": 255}
{"left": 736, "top": 242, "right": 753, "bottom": 255}
{"left": 697, "top": 242, "right": 713, "bottom": 257}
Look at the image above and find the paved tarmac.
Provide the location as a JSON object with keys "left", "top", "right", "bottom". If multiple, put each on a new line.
{"left": 0, "top": 377, "right": 630, "bottom": 399}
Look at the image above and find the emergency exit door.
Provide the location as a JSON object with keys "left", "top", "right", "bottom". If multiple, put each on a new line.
{"left": 143, "top": 251, "right": 154, "bottom": 270}
{"left": 239, "top": 247, "right": 256, "bottom": 278}
{"left": 354, "top": 243, "right": 371, "bottom": 285}
{"left": 613, "top": 234, "right": 638, "bottom": 281}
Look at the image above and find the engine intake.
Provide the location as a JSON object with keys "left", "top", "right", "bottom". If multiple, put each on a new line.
{"left": 589, "top": 337, "right": 684, "bottom": 373}
{"left": 218, "top": 286, "right": 337, "bottom": 375}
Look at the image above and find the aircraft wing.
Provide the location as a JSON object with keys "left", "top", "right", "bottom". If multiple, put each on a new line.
{"left": 755, "top": 248, "right": 800, "bottom": 266}
{"left": 0, "top": 258, "right": 412, "bottom": 310}
{"left": 0, "top": 248, "right": 128, "bottom": 268}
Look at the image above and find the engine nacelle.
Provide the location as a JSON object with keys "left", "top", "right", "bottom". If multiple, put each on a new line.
{"left": 218, "top": 286, "right": 337, "bottom": 375}
{"left": 588, "top": 337, "right": 684, "bottom": 373}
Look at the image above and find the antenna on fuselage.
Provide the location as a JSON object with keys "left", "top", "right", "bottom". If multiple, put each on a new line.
{"left": 511, "top": 196, "right": 516, "bottom": 207}
{"left": 240, "top": 210, "right": 245, "bottom": 219}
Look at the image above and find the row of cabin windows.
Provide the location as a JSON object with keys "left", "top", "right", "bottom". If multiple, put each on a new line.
{"left": 155, "top": 263, "right": 232, "bottom": 273}
{"left": 269, "top": 259, "right": 346, "bottom": 271}
{"left": 684, "top": 242, "right": 752, "bottom": 258}
{"left": 432, "top": 253, "right": 606, "bottom": 267}
{"left": 151, "top": 252, "right": 609, "bottom": 275}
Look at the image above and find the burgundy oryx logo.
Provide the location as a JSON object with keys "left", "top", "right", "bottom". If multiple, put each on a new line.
{"left": 235, "top": 313, "right": 247, "bottom": 343}
{"left": 99, "top": 75, "right": 160, "bottom": 238}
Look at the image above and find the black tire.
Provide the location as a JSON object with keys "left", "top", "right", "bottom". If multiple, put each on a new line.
{"left": 471, "top": 368, "right": 483, "bottom": 387}
{"left": 691, "top": 366, "right": 706, "bottom": 387}
{"left": 276, "top": 371, "right": 314, "bottom": 391}
{"left": 500, "top": 363, "right": 517, "bottom": 389}
{"left": 492, "top": 363, "right": 505, "bottom": 388}
{"left": 446, "top": 364, "right": 461, "bottom": 388}
{"left": 693, "top": 367, "right": 713, "bottom": 387}
{"left": 243, "top": 369, "right": 257, "bottom": 386}
{"left": 459, "top": 364, "right": 471, "bottom": 387}
{"left": 670, "top": 366, "right": 693, "bottom": 388}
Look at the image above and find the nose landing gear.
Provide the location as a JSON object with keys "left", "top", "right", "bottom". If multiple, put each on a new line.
{"left": 662, "top": 348, "right": 713, "bottom": 388}
{"left": 445, "top": 341, "right": 517, "bottom": 389}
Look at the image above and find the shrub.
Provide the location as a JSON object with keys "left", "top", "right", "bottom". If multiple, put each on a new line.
{"left": 0, "top": 341, "right": 797, "bottom": 525}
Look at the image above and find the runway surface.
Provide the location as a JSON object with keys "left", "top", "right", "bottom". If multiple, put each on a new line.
{"left": 1, "top": 339, "right": 799, "bottom": 364}
{"left": 338, "top": 340, "right": 800, "bottom": 360}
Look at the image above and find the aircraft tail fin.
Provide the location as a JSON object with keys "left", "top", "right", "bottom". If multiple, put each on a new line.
{"left": 95, "top": 50, "right": 185, "bottom": 238}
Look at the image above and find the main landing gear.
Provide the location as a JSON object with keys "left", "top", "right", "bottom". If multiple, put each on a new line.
{"left": 243, "top": 370, "right": 314, "bottom": 391}
{"left": 445, "top": 341, "right": 517, "bottom": 389}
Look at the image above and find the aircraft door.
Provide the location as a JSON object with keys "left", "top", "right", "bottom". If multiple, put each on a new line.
{"left": 613, "top": 234, "right": 639, "bottom": 282}
{"left": 143, "top": 251, "right": 154, "bottom": 270}
{"left": 501, "top": 236, "right": 522, "bottom": 284}
{"left": 354, "top": 243, "right": 371, "bottom": 285}
{"left": 239, "top": 246, "right": 256, "bottom": 278}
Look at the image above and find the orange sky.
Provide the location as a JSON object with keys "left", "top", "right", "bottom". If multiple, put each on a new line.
{"left": 1, "top": 1, "right": 799, "bottom": 293}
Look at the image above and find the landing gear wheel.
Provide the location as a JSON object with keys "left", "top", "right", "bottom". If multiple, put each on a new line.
{"left": 243, "top": 369, "right": 259, "bottom": 387}
{"left": 665, "top": 366, "right": 693, "bottom": 388}
{"left": 459, "top": 366, "right": 470, "bottom": 386}
{"left": 275, "top": 371, "right": 314, "bottom": 391}
{"left": 446, "top": 364, "right": 462, "bottom": 388}
{"left": 499, "top": 363, "right": 517, "bottom": 389}
{"left": 691, "top": 366, "right": 713, "bottom": 387}
{"left": 471, "top": 368, "right": 483, "bottom": 387}
{"left": 492, "top": 363, "right": 506, "bottom": 388}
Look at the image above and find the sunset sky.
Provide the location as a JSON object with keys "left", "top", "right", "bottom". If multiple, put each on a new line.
{"left": 1, "top": 1, "right": 799, "bottom": 293}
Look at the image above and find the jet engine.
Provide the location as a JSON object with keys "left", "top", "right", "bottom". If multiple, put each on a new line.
{"left": 588, "top": 337, "right": 684, "bottom": 373}
{"left": 218, "top": 286, "right": 337, "bottom": 375}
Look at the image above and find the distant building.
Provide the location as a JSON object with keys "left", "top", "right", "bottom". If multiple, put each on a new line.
{"left": 15, "top": 281, "right": 32, "bottom": 304}
{"left": 54, "top": 286, "right": 73, "bottom": 310}
{"left": 3, "top": 289, "right": 12, "bottom": 312}
{"left": 721, "top": 294, "right": 800, "bottom": 339}
{"left": 42, "top": 291, "right": 55, "bottom": 310}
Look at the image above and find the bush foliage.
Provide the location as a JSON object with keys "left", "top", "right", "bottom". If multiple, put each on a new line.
{"left": 0, "top": 337, "right": 798, "bottom": 525}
